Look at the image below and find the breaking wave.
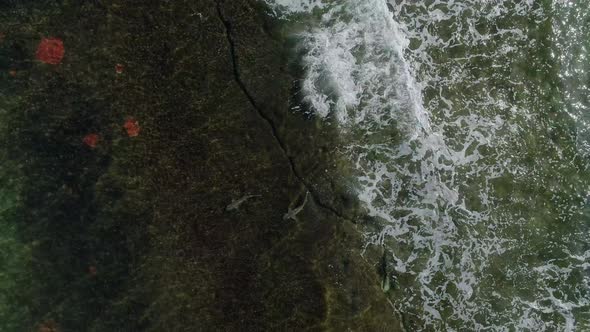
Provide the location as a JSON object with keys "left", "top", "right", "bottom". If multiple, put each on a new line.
{"left": 266, "top": 0, "right": 590, "bottom": 330}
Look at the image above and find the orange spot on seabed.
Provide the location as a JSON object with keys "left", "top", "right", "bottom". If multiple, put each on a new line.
{"left": 83, "top": 133, "right": 99, "bottom": 148}
{"left": 124, "top": 117, "right": 140, "bottom": 137}
{"left": 35, "top": 38, "right": 65, "bottom": 65}
{"left": 88, "top": 265, "right": 98, "bottom": 276}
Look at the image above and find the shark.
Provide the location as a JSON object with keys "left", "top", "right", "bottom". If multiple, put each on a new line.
{"left": 283, "top": 191, "right": 309, "bottom": 221}
{"left": 225, "top": 194, "right": 261, "bottom": 212}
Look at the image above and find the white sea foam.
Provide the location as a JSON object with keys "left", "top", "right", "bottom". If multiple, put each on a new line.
{"left": 266, "top": 0, "right": 590, "bottom": 330}
{"left": 263, "top": 0, "right": 327, "bottom": 16}
{"left": 297, "top": 0, "right": 431, "bottom": 134}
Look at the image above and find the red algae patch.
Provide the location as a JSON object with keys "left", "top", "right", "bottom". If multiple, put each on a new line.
{"left": 124, "top": 117, "right": 140, "bottom": 137}
{"left": 115, "top": 63, "right": 124, "bottom": 74}
{"left": 83, "top": 133, "right": 100, "bottom": 148}
{"left": 36, "top": 38, "right": 65, "bottom": 65}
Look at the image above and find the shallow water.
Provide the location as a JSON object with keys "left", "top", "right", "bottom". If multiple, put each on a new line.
{"left": 266, "top": 0, "right": 590, "bottom": 330}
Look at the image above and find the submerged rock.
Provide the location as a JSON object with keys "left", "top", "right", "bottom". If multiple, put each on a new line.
{"left": 0, "top": 1, "right": 402, "bottom": 330}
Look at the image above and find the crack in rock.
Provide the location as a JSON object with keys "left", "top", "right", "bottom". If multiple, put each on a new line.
{"left": 215, "top": 1, "right": 352, "bottom": 222}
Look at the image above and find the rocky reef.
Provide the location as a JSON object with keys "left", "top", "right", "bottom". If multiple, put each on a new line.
{"left": 0, "top": 1, "right": 401, "bottom": 330}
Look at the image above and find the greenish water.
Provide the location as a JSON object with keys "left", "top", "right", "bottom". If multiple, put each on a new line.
{"left": 268, "top": 0, "right": 590, "bottom": 330}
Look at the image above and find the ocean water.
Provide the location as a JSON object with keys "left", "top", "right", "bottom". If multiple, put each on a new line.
{"left": 265, "top": 0, "right": 590, "bottom": 330}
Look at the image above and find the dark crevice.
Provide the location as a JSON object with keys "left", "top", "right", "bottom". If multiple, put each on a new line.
{"left": 215, "top": 1, "right": 352, "bottom": 222}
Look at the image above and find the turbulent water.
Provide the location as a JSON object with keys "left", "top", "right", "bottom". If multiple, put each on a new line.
{"left": 266, "top": 0, "right": 590, "bottom": 330}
